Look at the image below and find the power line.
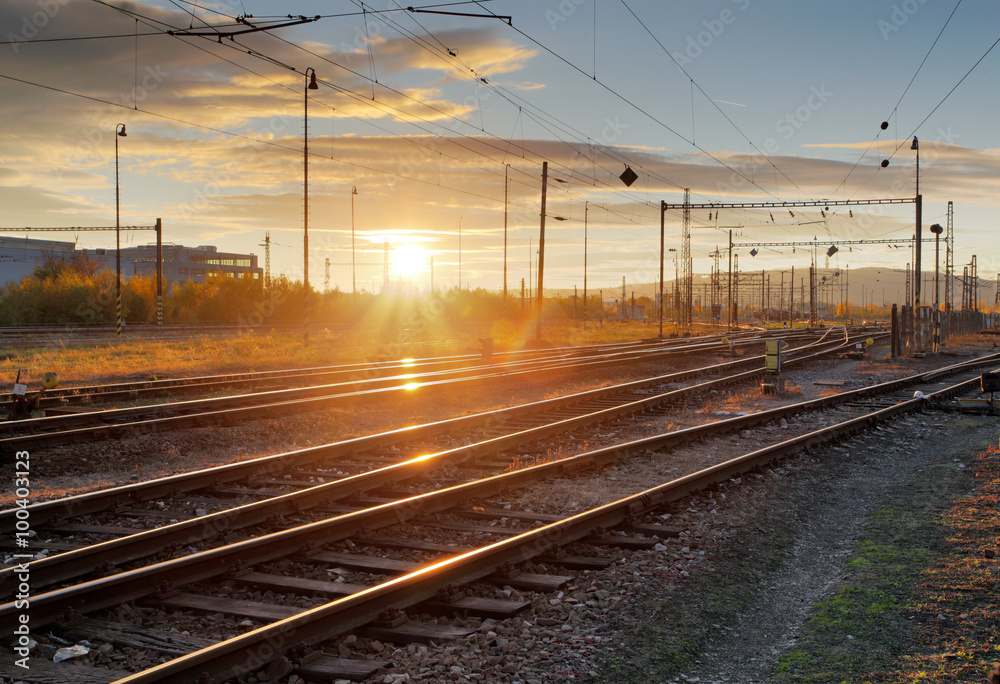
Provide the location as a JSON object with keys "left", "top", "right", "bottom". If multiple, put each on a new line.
{"left": 471, "top": 1, "right": 783, "bottom": 200}
{"left": 832, "top": 0, "right": 964, "bottom": 197}
{"left": 617, "top": 0, "right": 808, "bottom": 200}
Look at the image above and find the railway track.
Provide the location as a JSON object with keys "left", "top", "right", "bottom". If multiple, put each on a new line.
{"left": 0, "top": 329, "right": 799, "bottom": 411}
{"left": 0, "top": 350, "right": 992, "bottom": 683}
{"left": 0, "top": 330, "right": 826, "bottom": 453}
{"left": 0, "top": 340, "right": 994, "bottom": 680}
{"left": 0, "top": 328, "right": 853, "bottom": 549}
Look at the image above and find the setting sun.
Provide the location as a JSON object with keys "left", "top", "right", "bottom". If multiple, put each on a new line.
{"left": 391, "top": 243, "right": 429, "bottom": 278}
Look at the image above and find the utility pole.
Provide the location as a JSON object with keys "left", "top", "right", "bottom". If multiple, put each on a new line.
{"left": 789, "top": 265, "right": 794, "bottom": 327}
{"left": 809, "top": 265, "right": 815, "bottom": 326}
{"left": 503, "top": 165, "right": 509, "bottom": 319}
{"left": 351, "top": 186, "right": 357, "bottom": 294}
{"left": 658, "top": 200, "right": 664, "bottom": 336}
{"left": 536, "top": 161, "right": 548, "bottom": 341}
{"left": 727, "top": 229, "right": 733, "bottom": 331}
{"left": 584, "top": 201, "right": 589, "bottom": 322}
{"left": 383, "top": 236, "right": 389, "bottom": 293}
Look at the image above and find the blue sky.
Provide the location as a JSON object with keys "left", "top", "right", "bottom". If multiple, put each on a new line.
{"left": 2, "top": 0, "right": 999, "bottom": 295}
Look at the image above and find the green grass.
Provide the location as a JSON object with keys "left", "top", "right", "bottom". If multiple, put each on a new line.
{"left": 771, "top": 463, "right": 973, "bottom": 683}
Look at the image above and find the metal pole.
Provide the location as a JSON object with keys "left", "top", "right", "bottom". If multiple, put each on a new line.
{"left": 303, "top": 68, "right": 318, "bottom": 346}
{"left": 583, "top": 201, "right": 588, "bottom": 322}
{"left": 351, "top": 186, "right": 357, "bottom": 294}
{"left": 536, "top": 161, "right": 548, "bottom": 341}
{"left": 504, "top": 165, "right": 509, "bottom": 319}
{"left": 658, "top": 201, "right": 664, "bottom": 337}
{"left": 789, "top": 265, "right": 794, "bottom": 327}
{"left": 934, "top": 225, "right": 941, "bottom": 352}
{"left": 155, "top": 218, "right": 162, "bottom": 330}
{"left": 115, "top": 123, "right": 126, "bottom": 338}
{"left": 727, "top": 230, "right": 733, "bottom": 331}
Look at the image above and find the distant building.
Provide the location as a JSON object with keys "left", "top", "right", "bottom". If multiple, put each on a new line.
{"left": 0, "top": 235, "right": 76, "bottom": 283}
{"left": 80, "top": 243, "right": 261, "bottom": 285}
{"left": 0, "top": 237, "right": 261, "bottom": 285}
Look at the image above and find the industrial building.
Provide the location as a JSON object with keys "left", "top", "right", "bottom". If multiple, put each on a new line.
{"left": 0, "top": 237, "right": 261, "bottom": 285}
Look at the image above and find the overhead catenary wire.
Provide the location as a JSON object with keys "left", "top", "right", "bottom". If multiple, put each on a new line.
{"left": 29, "top": 0, "right": 702, "bottom": 216}
{"left": 832, "top": 0, "right": 963, "bottom": 197}
{"left": 617, "top": 0, "right": 811, "bottom": 202}
{"left": 470, "top": 0, "right": 790, "bottom": 202}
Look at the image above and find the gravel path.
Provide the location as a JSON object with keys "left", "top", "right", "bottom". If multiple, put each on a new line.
{"left": 616, "top": 414, "right": 995, "bottom": 684}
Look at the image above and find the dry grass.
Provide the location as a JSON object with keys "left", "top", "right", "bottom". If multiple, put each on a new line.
{"left": 871, "top": 444, "right": 1000, "bottom": 682}
{"left": 0, "top": 321, "right": 673, "bottom": 388}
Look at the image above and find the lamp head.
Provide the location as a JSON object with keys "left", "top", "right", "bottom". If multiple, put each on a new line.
{"left": 910, "top": 136, "right": 918, "bottom": 150}
{"left": 307, "top": 71, "right": 319, "bottom": 90}
{"left": 352, "top": 186, "right": 358, "bottom": 195}
{"left": 117, "top": 124, "right": 127, "bottom": 137}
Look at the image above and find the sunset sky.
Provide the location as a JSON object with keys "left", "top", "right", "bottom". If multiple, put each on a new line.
{"left": 2, "top": 0, "right": 1000, "bottom": 295}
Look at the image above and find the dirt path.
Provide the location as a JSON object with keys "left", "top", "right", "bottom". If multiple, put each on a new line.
{"left": 600, "top": 410, "right": 997, "bottom": 684}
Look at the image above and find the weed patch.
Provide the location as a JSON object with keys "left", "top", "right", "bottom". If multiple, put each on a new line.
{"left": 772, "top": 459, "right": 976, "bottom": 683}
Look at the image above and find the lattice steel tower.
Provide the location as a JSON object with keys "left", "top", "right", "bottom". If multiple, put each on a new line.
{"left": 258, "top": 232, "right": 272, "bottom": 291}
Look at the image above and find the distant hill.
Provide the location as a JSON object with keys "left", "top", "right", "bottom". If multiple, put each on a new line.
{"left": 549, "top": 266, "right": 994, "bottom": 308}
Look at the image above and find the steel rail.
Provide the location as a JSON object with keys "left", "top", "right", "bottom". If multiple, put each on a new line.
{"left": 107, "top": 361, "right": 999, "bottom": 683}
{"left": 1, "top": 328, "right": 783, "bottom": 406}
{"left": 1, "top": 336, "right": 984, "bottom": 632}
{"left": 0, "top": 332, "right": 729, "bottom": 407}
{"left": 0, "top": 330, "right": 841, "bottom": 534}
{"left": 0, "top": 332, "right": 823, "bottom": 453}
{"left": 0, "top": 334, "right": 843, "bottom": 594}
{"left": 2, "top": 332, "right": 779, "bottom": 428}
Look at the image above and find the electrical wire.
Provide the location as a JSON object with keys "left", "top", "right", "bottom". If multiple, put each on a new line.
{"left": 832, "top": 0, "right": 963, "bottom": 197}
{"left": 0, "top": 71, "right": 534, "bottom": 213}
{"left": 471, "top": 0, "right": 785, "bottom": 201}
{"left": 617, "top": 0, "right": 809, "bottom": 201}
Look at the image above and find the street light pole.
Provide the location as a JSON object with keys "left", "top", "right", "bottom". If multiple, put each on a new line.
{"left": 911, "top": 136, "right": 922, "bottom": 349}
{"left": 931, "top": 222, "right": 943, "bottom": 352}
{"left": 114, "top": 123, "right": 127, "bottom": 338}
{"left": 303, "top": 67, "right": 318, "bottom": 346}
{"left": 504, "top": 164, "right": 509, "bottom": 319}
{"left": 658, "top": 201, "right": 665, "bottom": 338}
{"left": 583, "top": 201, "right": 588, "bottom": 322}
{"left": 351, "top": 186, "right": 357, "bottom": 294}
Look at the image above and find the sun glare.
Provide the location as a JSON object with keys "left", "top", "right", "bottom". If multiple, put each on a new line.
{"left": 391, "top": 243, "right": 428, "bottom": 278}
